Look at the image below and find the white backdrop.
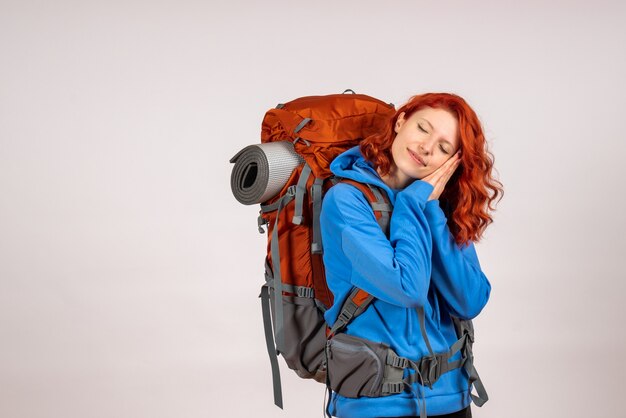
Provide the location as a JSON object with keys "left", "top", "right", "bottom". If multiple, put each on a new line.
{"left": 1, "top": 1, "right": 625, "bottom": 417}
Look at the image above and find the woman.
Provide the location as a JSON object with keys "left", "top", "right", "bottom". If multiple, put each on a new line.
{"left": 320, "top": 93, "right": 503, "bottom": 418}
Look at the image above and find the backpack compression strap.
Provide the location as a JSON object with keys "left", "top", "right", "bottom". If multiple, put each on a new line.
{"left": 451, "top": 316, "right": 489, "bottom": 406}
{"left": 258, "top": 183, "right": 299, "bottom": 409}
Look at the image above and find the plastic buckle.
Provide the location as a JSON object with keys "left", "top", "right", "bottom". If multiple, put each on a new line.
{"left": 419, "top": 356, "right": 440, "bottom": 388}
{"left": 257, "top": 215, "right": 268, "bottom": 233}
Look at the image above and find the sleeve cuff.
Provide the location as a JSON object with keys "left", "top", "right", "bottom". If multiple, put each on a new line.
{"left": 424, "top": 199, "right": 448, "bottom": 226}
{"left": 400, "top": 180, "right": 434, "bottom": 210}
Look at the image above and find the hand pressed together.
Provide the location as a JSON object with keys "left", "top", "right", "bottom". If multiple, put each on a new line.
{"left": 423, "top": 151, "right": 462, "bottom": 201}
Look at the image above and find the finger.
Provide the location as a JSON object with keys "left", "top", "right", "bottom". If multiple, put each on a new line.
{"left": 448, "top": 158, "right": 461, "bottom": 175}
{"left": 432, "top": 155, "right": 457, "bottom": 177}
{"left": 445, "top": 152, "right": 461, "bottom": 167}
{"left": 442, "top": 158, "right": 461, "bottom": 183}
{"left": 437, "top": 155, "right": 460, "bottom": 178}
{"left": 427, "top": 153, "right": 462, "bottom": 184}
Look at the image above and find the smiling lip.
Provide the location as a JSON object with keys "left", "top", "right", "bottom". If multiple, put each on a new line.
{"left": 408, "top": 149, "right": 426, "bottom": 166}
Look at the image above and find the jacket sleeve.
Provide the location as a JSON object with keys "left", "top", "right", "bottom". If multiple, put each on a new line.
{"left": 320, "top": 180, "right": 435, "bottom": 308}
{"left": 423, "top": 200, "right": 491, "bottom": 319}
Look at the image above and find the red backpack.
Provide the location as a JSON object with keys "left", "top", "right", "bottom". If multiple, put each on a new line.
{"left": 231, "top": 90, "right": 396, "bottom": 407}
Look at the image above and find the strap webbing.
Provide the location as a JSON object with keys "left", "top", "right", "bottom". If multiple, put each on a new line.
{"left": 292, "top": 164, "right": 311, "bottom": 225}
{"left": 370, "top": 202, "right": 392, "bottom": 212}
{"left": 328, "top": 288, "right": 374, "bottom": 336}
{"left": 260, "top": 199, "right": 282, "bottom": 213}
{"left": 450, "top": 316, "right": 489, "bottom": 406}
{"left": 324, "top": 357, "right": 333, "bottom": 418}
{"left": 403, "top": 316, "right": 489, "bottom": 407}
{"left": 293, "top": 117, "right": 312, "bottom": 134}
{"left": 260, "top": 284, "right": 283, "bottom": 408}
{"left": 270, "top": 186, "right": 296, "bottom": 353}
{"left": 417, "top": 307, "right": 437, "bottom": 388}
{"left": 282, "top": 283, "right": 315, "bottom": 298}
{"left": 417, "top": 307, "right": 436, "bottom": 359}
{"left": 366, "top": 183, "right": 391, "bottom": 233}
{"left": 464, "top": 340, "right": 489, "bottom": 406}
{"left": 311, "top": 177, "right": 324, "bottom": 254}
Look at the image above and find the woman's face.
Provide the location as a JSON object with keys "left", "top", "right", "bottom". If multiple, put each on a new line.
{"left": 390, "top": 106, "right": 460, "bottom": 183}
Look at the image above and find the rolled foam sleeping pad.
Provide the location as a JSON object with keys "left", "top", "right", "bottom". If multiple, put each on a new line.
{"left": 230, "top": 142, "right": 304, "bottom": 205}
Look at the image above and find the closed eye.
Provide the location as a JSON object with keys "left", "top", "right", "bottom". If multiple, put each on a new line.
{"left": 439, "top": 145, "right": 449, "bottom": 154}
{"left": 418, "top": 124, "right": 427, "bottom": 133}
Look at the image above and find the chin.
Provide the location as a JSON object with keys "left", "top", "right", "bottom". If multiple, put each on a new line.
{"left": 411, "top": 168, "right": 429, "bottom": 180}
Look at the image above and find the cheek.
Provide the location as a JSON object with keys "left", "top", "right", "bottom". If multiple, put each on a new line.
{"left": 432, "top": 157, "right": 447, "bottom": 170}
{"left": 422, "top": 167, "right": 435, "bottom": 178}
{"left": 390, "top": 137, "right": 402, "bottom": 163}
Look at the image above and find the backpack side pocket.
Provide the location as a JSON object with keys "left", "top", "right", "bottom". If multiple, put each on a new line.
{"left": 325, "top": 333, "right": 391, "bottom": 398}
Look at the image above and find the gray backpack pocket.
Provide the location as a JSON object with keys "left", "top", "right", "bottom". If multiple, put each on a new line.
{"left": 325, "top": 333, "right": 392, "bottom": 398}
{"left": 278, "top": 294, "right": 327, "bottom": 382}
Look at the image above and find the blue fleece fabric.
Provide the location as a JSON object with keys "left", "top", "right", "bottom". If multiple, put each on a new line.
{"left": 320, "top": 146, "right": 491, "bottom": 418}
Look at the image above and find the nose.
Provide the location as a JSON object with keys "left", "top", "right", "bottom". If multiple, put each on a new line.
{"left": 418, "top": 143, "right": 432, "bottom": 155}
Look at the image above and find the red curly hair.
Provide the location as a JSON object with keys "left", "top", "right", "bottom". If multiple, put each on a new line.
{"left": 360, "top": 92, "right": 504, "bottom": 246}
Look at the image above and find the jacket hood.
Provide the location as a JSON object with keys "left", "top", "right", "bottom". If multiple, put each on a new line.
{"left": 330, "top": 146, "right": 398, "bottom": 205}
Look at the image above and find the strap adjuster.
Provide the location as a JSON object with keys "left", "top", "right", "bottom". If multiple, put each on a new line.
{"left": 387, "top": 352, "right": 409, "bottom": 369}
{"left": 296, "top": 287, "right": 315, "bottom": 298}
{"left": 286, "top": 185, "right": 297, "bottom": 196}
{"left": 418, "top": 355, "right": 440, "bottom": 388}
{"left": 382, "top": 381, "right": 404, "bottom": 395}
{"left": 337, "top": 310, "right": 353, "bottom": 324}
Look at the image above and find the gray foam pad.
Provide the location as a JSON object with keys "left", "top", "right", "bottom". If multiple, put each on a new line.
{"left": 230, "top": 142, "right": 304, "bottom": 205}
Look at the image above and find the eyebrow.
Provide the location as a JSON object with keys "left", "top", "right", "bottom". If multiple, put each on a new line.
{"left": 420, "top": 118, "right": 454, "bottom": 146}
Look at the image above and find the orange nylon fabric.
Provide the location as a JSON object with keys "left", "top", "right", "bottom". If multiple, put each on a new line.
{"left": 263, "top": 165, "right": 313, "bottom": 290}
{"left": 261, "top": 93, "right": 395, "bottom": 178}
{"left": 263, "top": 164, "right": 335, "bottom": 308}
{"left": 351, "top": 289, "right": 371, "bottom": 307}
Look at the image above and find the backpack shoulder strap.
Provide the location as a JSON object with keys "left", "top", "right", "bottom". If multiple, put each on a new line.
{"left": 327, "top": 287, "right": 374, "bottom": 337}
{"left": 337, "top": 178, "right": 393, "bottom": 236}
{"left": 327, "top": 178, "right": 393, "bottom": 337}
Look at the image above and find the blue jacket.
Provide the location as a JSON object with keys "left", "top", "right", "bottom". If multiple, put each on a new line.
{"left": 320, "top": 146, "right": 491, "bottom": 418}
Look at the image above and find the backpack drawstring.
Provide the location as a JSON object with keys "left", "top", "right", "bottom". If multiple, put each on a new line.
{"left": 407, "top": 367, "right": 428, "bottom": 418}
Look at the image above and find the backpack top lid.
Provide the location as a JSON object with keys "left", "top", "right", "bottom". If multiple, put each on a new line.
{"left": 260, "top": 92, "right": 395, "bottom": 178}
